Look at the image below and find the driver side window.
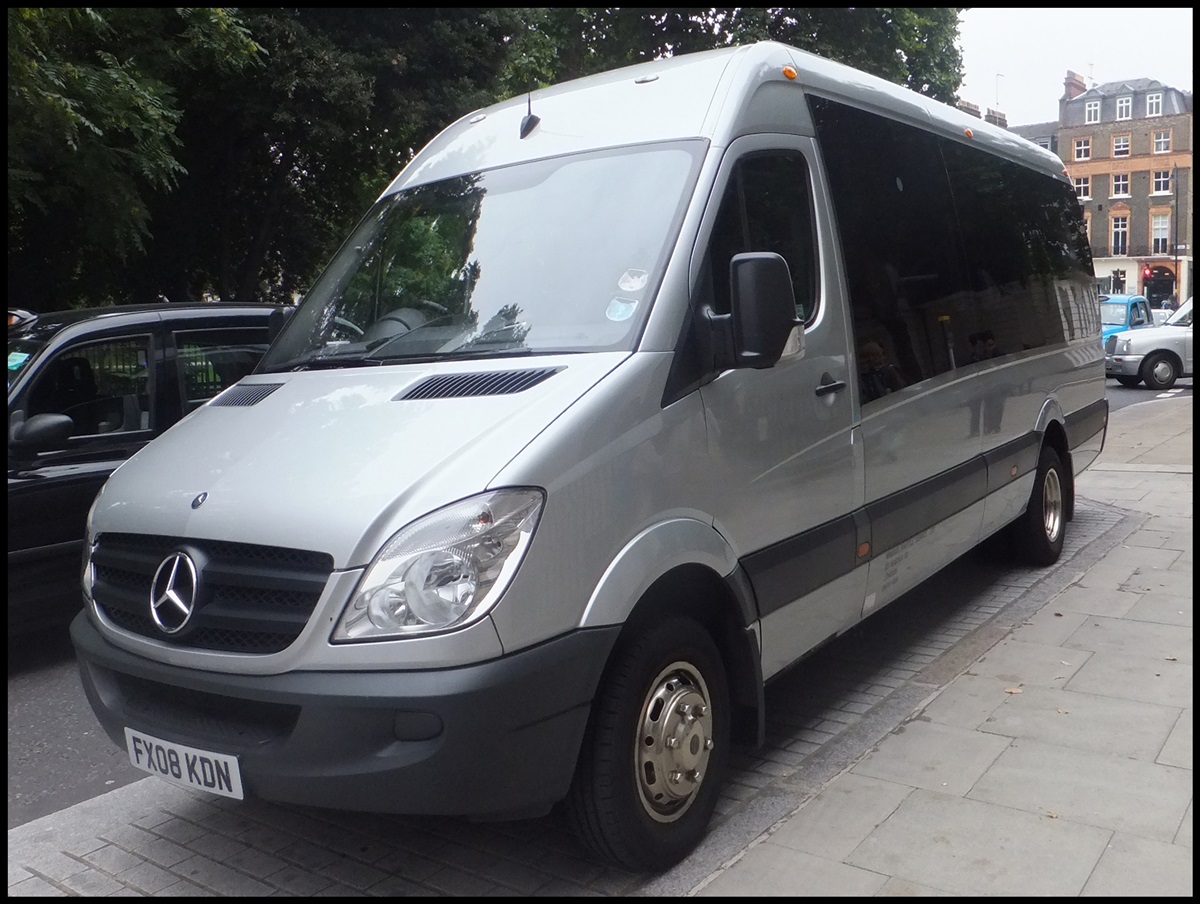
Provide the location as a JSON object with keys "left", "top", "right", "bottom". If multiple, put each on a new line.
{"left": 26, "top": 337, "right": 152, "bottom": 437}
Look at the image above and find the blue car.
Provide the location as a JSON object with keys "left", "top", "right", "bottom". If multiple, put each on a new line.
{"left": 1100, "top": 294, "right": 1156, "bottom": 344}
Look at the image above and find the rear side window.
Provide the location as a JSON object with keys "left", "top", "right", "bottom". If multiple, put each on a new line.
{"left": 810, "top": 95, "right": 1096, "bottom": 401}
{"left": 174, "top": 327, "right": 270, "bottom": 412}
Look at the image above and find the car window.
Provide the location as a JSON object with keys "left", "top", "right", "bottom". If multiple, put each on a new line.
{"left": 173, "top": 327, "right": 271, "bottom": 413}
{"left": 25, "top": 336, "right": 153, "bottom": 437}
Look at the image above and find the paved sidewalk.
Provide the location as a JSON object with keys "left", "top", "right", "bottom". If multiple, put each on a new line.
{"left": 683, "top": 393, "right": 1193, "bottom": 897}
{"left": 8, "top": 394, "right": 1192, "bottom": 896}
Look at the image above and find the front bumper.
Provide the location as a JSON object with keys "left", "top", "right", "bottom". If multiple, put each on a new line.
{"left": 71, "top": 612, "right": 619, "bottom": 818}
{"left": 1105, "top": 354, "right": 1145, "bottom": 378}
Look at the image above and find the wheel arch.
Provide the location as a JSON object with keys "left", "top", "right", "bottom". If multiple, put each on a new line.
{"left": 579, "top": 516, "right": 764, "bottom": 749}
{"left": 1035, "top": 403, "right": 1074, "bottom": 522}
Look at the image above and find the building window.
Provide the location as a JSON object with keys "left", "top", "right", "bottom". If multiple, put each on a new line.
{"left": 1111, "top": 217, "right": 1128, "bottom": 256}
{"left": 1074, "top": 177, "right": 1090, "bottom": 199}
{"left": 1116, "top": 96, "right": 1132, "bottom": 120}
{"left": 1153, "top": 170, "right": 1172, "bottom": 193}
{"left": 1111, "top": 174, "right": 1129, "bottom": 197}
{"left": 1147, "top": 93, "right": 1162, "bottom": 116}
{"left": 1074, "top": 137, "right": 1091, "bottom": 161}
{"left": 1153, "top": 130, "right": 1171, "bottom": 153}
{"left": 1035, "top": 137, "right": 1051, "bottom": 149}
{"left": 1112, "top": 135, "right": 1131, "bottom": 157}
{"left": 1085, "top": 100, "right": 1100, "bottom": 123}
{"left": 1152, "top": 214, "right": 1170, "bottom": 254}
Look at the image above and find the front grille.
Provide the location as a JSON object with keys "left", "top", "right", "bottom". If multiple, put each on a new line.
{"left": 92, "top": 533, "right": 333, "bottom": 654}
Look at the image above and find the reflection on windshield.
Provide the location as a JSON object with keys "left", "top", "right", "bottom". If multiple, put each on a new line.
{"left": 261, "top": 141, "right": 704, "bottom": 373}
{"left": 1099, "top": 302, "right": 1128, "bottom": 325}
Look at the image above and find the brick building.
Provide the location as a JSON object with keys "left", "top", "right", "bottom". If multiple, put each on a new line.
{"left": 1012, "top": 71, "right": 1192, "bottom": 305}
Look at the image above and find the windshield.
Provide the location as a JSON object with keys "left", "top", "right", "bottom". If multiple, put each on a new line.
{"left": 1100, "top": 302, "right": 1131, "bottom": 325}
{"left": 1165, "top": 297, "right": 1192, "bottom": 326}
{"left": 260, "top": 141, "right": 705, "bottom": 373}
{"left": 7, "top": 337, "right": 46, "bottom": 392}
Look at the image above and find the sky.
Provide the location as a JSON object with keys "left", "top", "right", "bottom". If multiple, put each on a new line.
{"left": 956, "top": 8, "right": 1194, "bottom": 127}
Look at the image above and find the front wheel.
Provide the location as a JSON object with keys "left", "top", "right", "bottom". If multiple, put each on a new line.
{"left": 1011, "top": 445, "right": 1067, "bottom": 566}
{"left": 1141, "top": 352, "right": 1179, "bottom": 390}
{"left": 1115, "top": 375, "right": 1141, "bottom": 388}
{"left": 566, "top": 617, "right": 730, "bottom": 873}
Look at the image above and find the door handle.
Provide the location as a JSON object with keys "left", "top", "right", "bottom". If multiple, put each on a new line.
{"left": 815, "top": 376, "right": 846, "bottom": 397}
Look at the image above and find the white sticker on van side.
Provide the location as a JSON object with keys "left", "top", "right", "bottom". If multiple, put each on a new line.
{"left": 606, "top": 297, "right": 639, "bottom": 321}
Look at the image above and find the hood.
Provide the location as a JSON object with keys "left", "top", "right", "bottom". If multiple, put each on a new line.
{"left": 91, "top": 354, "right": 626, "bottom": 569}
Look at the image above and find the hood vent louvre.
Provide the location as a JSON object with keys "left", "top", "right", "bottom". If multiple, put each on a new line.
{"left": 210, "top": 383, "right": 284, "bottom": 407}
{"left": 398, "top": 367, "right": 562, "bottom": 401}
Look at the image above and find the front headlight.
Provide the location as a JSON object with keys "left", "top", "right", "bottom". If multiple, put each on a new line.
{"left": 333, "top": 488, "right": 544, "bottom": 642}
{"left": 1115, "top": 337, "right": 1132, "bottom": 354}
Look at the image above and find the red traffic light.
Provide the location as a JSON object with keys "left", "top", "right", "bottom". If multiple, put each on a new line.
{"left": 1142, "top": 267, "right": 1152, "bottom": 278}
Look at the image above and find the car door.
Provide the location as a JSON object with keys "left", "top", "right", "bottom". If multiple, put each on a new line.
{"left": 695, "top": 138, "right": 862, "bottom": 679}
{"left": 8, "top": 326, "right": 162, "bottom": 630}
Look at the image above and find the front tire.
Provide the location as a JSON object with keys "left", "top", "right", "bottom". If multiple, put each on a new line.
{"left": 1140, "top": 352, "right": 1179, "bottom": 390}
{"left": 566, "top": 617, "right": 730, "bottom": 873}
{"left": 1011, "top": 445, "right": 1067, "bottom": 566}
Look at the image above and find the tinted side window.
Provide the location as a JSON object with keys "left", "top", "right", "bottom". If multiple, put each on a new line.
{"left": 705, "top": 153, "right": 818, "bottom": 323}
{"left": 940, "top": 139, "right": 1095, "bottom": 353}
{"left": 174, "top": 327, "right": 270, "bottom": 412}
{"left": 809, "top": 96, "right": 969, "bottom": 394}
{"left": 25, "top": 337, "right": 152, "bottom": 436}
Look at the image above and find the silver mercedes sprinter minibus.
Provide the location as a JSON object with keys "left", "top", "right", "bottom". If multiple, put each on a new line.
{"left": 72, "top": 41, "right": 1107, "bottom": 872}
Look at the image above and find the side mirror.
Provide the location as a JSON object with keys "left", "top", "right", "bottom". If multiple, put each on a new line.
{"left": 730, "top": 252, "right": 804, "bottom": 369}
{"left": 267, "top": 306, "right": 295, "bottom": 343}
{"left": 9, "top": 412, "right": 75, "bottom": 459}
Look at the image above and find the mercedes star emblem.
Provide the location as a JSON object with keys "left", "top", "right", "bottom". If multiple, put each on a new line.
{"left": 150, "top": 552, "right": 199, "bottom": 634}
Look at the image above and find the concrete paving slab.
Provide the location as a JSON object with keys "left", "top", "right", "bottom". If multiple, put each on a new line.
{"left": 1009, "top": 607, "right": 1089, "bottom": 646}
{"left": 978, "top": 684, "right": 1181, "bottom": 760}
{"left": 850, "top": 720, "right": 1010, "bottom": 796}
{"left": 1047, "top": 585, "right": 1142, "bottom": 618}
{"left": 1065, "top": 650, "right": 1192, "bottom": 708}
{"left": 761, "top": 772, "right": 912, "bottom": 861}
{"left": 874, "top": 876, "right": 954, "bottom": 896}
{"left": 1158, "top": 708, "right": 1192, "bottom": 769}
{"left": 1063, "top": 614, "right": 1193, "bottom": 661}
{"left": 967, "top": 738, "right": 1192, "bottom": 841}
{"left": 845, "top": 789, "right": 1110, "bottom": 896}
{"left": 1120, "top": 567, "right": 1194, "bottom": 597}
{"left": 1177, "top": 801, "right": 1193, "bottom": 847}
{"left": 967, "top": 638, "right": 1090, "bottom": 687}
{"left": 1125, "top": 591, "right": 1193, "bottom": 627}
{"left": 696, "top": 843, "right": 888, "bottom": 896}
{"left": 918, "top": 674, "right": 1010, "bottom": 729}
{"left": 1081, "top": 832, "right": 1194, "bottom": 897}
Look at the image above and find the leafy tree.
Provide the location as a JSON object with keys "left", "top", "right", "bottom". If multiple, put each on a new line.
{"left": 9, "top": 8, "right": 966, "bottom": 312}
{"left": 8, "top": 8, "right": 261, "bottom": 309}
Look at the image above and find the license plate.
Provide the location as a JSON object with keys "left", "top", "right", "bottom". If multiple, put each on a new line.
{"left": 124, "top": 727, "right": 244, "bottom": 800}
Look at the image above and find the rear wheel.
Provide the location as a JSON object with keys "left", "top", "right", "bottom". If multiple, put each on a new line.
{"left": 1140, "top": 352, "right": 1179, "bottom": 390}
{"left": 566, "top": 617, "right": 730, "bottom": 873}
{"left": 1115, "top": 375, "right": 1141, "bottom": 388}
{"left": 1011, "top": 445, "right": 1067, "bottom": 566}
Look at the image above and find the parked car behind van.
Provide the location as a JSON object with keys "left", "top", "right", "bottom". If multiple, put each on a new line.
{"left": 1100, "top": 294, "right": 1156, "bottom": 344}
{"left": 1106, "top": 296, "right": 1193, "bottom": 388}
{"left": 8, "top": 303, "right": 288, "bottom": 634}
{"left": 71, "top": 42, "right": 1106, "bottom": 872}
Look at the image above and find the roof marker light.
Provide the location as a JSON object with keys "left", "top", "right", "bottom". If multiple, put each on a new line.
{"left": 964, "top": 127, "right": 974, "bottom": 139}
{"left": 782, "top": 66, "right": 797, "bottom": 80}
